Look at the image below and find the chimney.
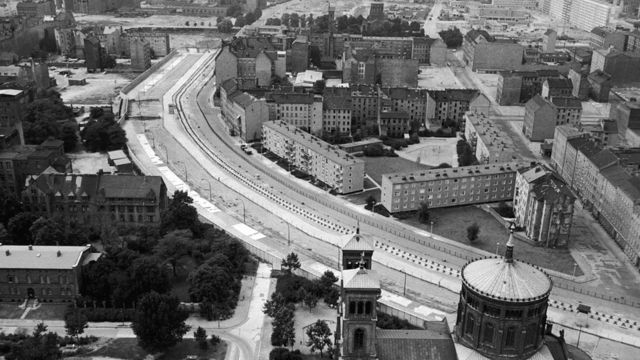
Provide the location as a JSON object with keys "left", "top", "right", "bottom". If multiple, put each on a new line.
{"left": 5, "top": 250, "right": 10, "bottom": 256}
{"left": 28, "top": 245, "right": 33, "bottom": 250}
{"left": 57, "top": 250, "right": 62, "bottom": 257}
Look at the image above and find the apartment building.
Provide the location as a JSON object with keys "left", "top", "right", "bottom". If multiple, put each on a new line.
{"left": 569, "top": 0, "right": 612, "bottom": 31}
{"left": 266, "top": 92, "right": 322, "bottom": 133}
{"left": 590, "top": 47, "right": 640, "bottom": 85}
{"left": 523, "top": 95, "right": 582, "bottom": 141}
{"left": 551, "top": 128, "right": 640, "bottom": 269}
{"left": 514, "top": 165, "right": 575, "bottom": 247}
{"left": 22, "top": 172, "right": 167, "bottom": 228}
{"left": 589, "top": 27, "right": 627, "bottom": 51}
{"left": 262, "top": 121, "right": 365, "bottom": 193}
{"left": 125, "top": 31, "right": 170, "bottom": 57}
{"left": 464, "top": 112, "right": 519, "bottom": 164}
{"left": 541, "top": 78, "right": 573, "bottom": 99}
{"left": 386, "top": 88, "right": 428, "bottom": 124}
{"left": 379, "top": 110, "right": 410, "bottom": 138}
{"left": 220, "top": 79, "right": 269, "bottom": 142}
{"left": 426, "top": 89, "right": 479, "bottom": 126}
{"left": 491, "top": 0, "right": 538, "bottom": 8}
{"left": 350, "top": 85, "right": 379, "bottom": 132}
{"left": 16, "top": 0, "right": 54, "bottom": 17}
{"left": 0, "top": 89, "right": 27, "bottom": 148}
{"left": 0, "top": 244, "right": 100, "bottom": 303}
{"left": 380, "top": 162, "right": 523, "bottom": 213}
{"left": 341, "top": 49, "right": 419, "bottom": 88}
{"left": 462, "top": 30, "right": 524, "bottom": 72}
{"left": 130, "top": 38, "right": 151, "bottom": 71}
{"left": 323, "top": 95, "right": 352, "bottom": 136}
{"left": 496, "top": 69, "right": 561, "bottom": 105}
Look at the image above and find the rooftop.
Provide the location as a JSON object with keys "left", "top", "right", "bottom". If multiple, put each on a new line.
{"left": 545, "top": 78, "right": 573, "bottom": 89}
{"left": 263, "top": 121, "right": 363, "bottom": 166}
{"left": 465, "top": 113, "right": 519, "bottom": 161}
{"left": 342, "top": 267, "right": 380, "bottom": 289}
{"left": 0, "top": 245, "right": 97, "bottom": 270}
{"left": 376, "top": 329, "right": 457, "bottom": 360}
{"left": 462, "top": 234, "right": 552, "bottom": 301}
{"left": 341, "top": 229, "right": 374, "bottom": 252}
{"left": 28, "top": 173, "right": 164, "bottom": 200}
{"left": 0, "top": 88, "right": 23, "bottom": 96}
{"left": 550, "top": 96, "right": 582, "bottom": 109}
{"left": 383, "top": 162, "right": 522, "bottom": 184}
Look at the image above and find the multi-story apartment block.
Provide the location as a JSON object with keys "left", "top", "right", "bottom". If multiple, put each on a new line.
{"left": 17, "top": 0, "right": 54, "bottom": 17}
{"left": 523, "top": 95, "right": 582, "bottom": 141}
{"left": 350, "top": 85, "right": 379, "bottom": 132}
{"left": 0, "top": 244, "right": 100, "bottom": 303}
{"left": 378, "top": 110, "right": 409, "bottom": 138}
{"left": 589, "top": 27, "right": 627, "bottom": 51}
{"left": 266, "top": 92, "right": 322, "bottom": 134}
{"left": 587, "top": 70, "right": 612, "bottom": 102}
{"left": 219, "top": 79, "right": 269, "bottom": 142}
{"left": 514, "top": 164, "right": 576, "bottom": 247}
{"left": 380, "top": 162, "right": 523, "bottom": 213}
{"left": 125, "top": 31, "right": 170, "bottom": 57}
{"left": 215, "top": 39, "right": 285, "bottom": 90}
{"left": 341, "top": 49, "right": 419, "bottom": 88}
{"left": 21, "top": 172, "right": 168, "bottom": 227}
{"left": 541, "top": 78, "right": 573, "bottom": 99}
{"left": 97, "top": 26, "right": 122, "bottom": 57}
{"left": 426, "top": 89, "right": 479, "bottom": 127}
{"left": 130, "top": 38, "right": 151, "bottom": 71}
{"left": 262, "top": 121, "right": 365, "bottom": 193}
{"left": 73, "top": 0, "right": 105, "bottom": 14}
{"left": 496, "top": 69, "right": 562, "bottom": 105}
{"left": 462, "top": 30, "right": 524, "bottom": 72}
{"left": 323, "top": 95, "right": 352, "bottom": 136}
{"left": 590, "top": 47, "right": 640, "bottom": 85}
{"left": 491, "top": 0, "right": 538, "bottom": 8}
{"left": 0, "top": 88, "right": 27, "bottom": 148}
{"left": 578, "top": 118, "right": 619, "bottom": 147}
{"left": 542, "top": 29, "right": 557, "bottom": 53}
{"left": 626, "top": 30, "right": 640, "bottom": 55}
{"left": 569, "top": 0, "right": 612, "bottom": 31}
{"left": 0, "top": 139, "right": 71, "bottom": 195}
{"left": 464, "top": 112, "right": 520, "bottom": 164}
{"left": 385, "top": 88, "right": 428, "bottom": 124}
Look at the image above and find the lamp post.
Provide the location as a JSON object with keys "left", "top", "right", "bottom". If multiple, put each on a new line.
{"left": 402, "top": 268, "right": 407, "bottom": 296}
{"left": 202, "top": 178, "right": 212, "bottom": 201}
{"left": 573, "top": 263, "right": 578, "bottom": 278}
{"left": 496, "top": 242, "right": 500, "bottom": 255}
{"left": 430, "top": 221, "right": 434, "bottom": 235}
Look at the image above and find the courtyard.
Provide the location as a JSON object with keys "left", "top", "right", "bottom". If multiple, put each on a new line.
{"left": 363, "top": 155, "right": 432, "bottom": 185}
{"left": 395, "top": 136, "right": 459, "bottom": 167}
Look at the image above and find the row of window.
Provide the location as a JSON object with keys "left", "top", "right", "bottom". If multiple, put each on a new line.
{"left": 6, "top": 274, "right": 71, "bottom": 285}
{"left": 348, "top": 301, "right": 373, "bottom": 315}
{"left": 392, "top": 194, "right": 505, "bottom": 209}
{"left": 6, "top": 286, "right": 75, "bottom": 296}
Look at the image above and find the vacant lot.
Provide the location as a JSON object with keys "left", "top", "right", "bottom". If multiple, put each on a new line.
{"left": 364, "top": 156, "right": 431, "bottom": 185}
{"left": 401, "top": 205, "right": 581, "bottom": 275}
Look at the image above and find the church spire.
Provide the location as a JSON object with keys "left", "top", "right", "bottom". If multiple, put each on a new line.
{"left": 505, "top": 223, "right": 515, "bottom": 263}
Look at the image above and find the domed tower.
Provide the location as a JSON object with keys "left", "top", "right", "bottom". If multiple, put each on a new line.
{"left": 455, "top": 230, "right": 553, "bottom": 359}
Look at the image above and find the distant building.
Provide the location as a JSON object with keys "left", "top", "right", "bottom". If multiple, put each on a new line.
{"left": 368, "top": 0, "right": 385, "bottom": 20}
{"left": 469, "top": 93, "right": 491, "bottom": 116}
{"left": 542, "top": 29, "right": 557, "bottom": 52}
{"left": 0, "top": 88, "right": 27, "bottom": 148}
{"left": 464, "top": 112, "right": 520, "bottom": 163}
{"left": 587, "top": 70, "right": 612, "bottom": 102}
{"left": 579, "top": 118, "right": 619, "bottom": 147}
{"left": 125, "top": 31, "right": 170, "bottom": 57}
{"left": 73, "top": 0, "right": 106, "bottom": 14}
{"left": 462, "top": 30, "right": 524, "bottom": 72}
{"left": 610, "top": 100, "right": 640, "bottom": 135}
{"left": 0, "top": 244, "right": 100, "bottom": 303}
{"left": 496, "top": 69, "right": 561, "bottom": 105}
{"left": 426, "top": 89, "right": 479, "bottom": 127}
{"left": 589, "top": 27, "right": 627, "bottom": 51}
{"left": 541, "top": 78, "right": 573, "bottom": 99}
{"left": 219, "top": 79, "right": 268, "bottom": 142}
{"left": 569, "top": 0, "right": 612, "bottom": 31}
{"left": 22, "top": 172, "right": 168, "bottom": 227}
{"left": 262, "top": 121, "right": 365, "bottom": 193}
{"left": 84, "top": 36, "right": 105, "bottom": 72}
{"left": 265, "top": 92, "right": 322, "bottom": 133}
{"left": 523, "top": 95, "right": 582, "bottom": 141}
{"left": 590, "top": 47, "right": 640, "bottom": 85}
{"left": 514, "top": 164, "right": 576, "bottom": 247}
{"left": 17, "top": 0, "right": 54, "bottom": 17}
{"left": 323, "top": 94, "right": 352, "bottom": 136}
{"left": 380, "top": 162, "right": 523, "bottom": 212}
{"left": 341, "top": 48, "right": 419, "bottom": 88}
{"left": 567, "top": 67, "right": 590, "bottom": 100}
{"left": 130, "top": 38, "right": 151, "bottom": 71}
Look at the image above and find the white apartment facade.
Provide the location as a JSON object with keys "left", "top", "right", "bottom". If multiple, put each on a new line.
{"left": 267, "top": 93, "right": 323, "bottom": 134}
{"left": 569, "top": 0, "right": 612, "bottom": 31}
{"left": 262, "top": 121, "right": 365, "bottom": 193}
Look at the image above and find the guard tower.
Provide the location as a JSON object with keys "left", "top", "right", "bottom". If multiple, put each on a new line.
{"left": 341, "top": 227, "right": 374, "bottom": 270}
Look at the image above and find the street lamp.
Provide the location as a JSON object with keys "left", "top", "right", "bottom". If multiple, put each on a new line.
{"left": 281, "top": 220, "right": 291, "bottom": 247}
{"left": 202, "top": 178, "right": 212, "bottom": 201}
{"left": 496, "top": 242, "right": 500, "bottom": 255}
{"left": 402, "top": 268, "right": 408, "bottom": 296}
{"left": 573, "top": 263, "right": 578, "bottom": 278}
{"left": 430, "top": 221, "right": 434, "bottom": 235}
{"left": 237, "top": 198, "right": 246, "bottom": 223}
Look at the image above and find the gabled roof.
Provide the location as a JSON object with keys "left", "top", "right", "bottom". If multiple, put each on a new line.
{"left": 545, "top": 78, "right": 573, "bottom": 89}
{"left": 341, "top": 231, "right": 373, "bottom": 252}
{"left": 526, "top": 94, "right": 549, "bottom": 110}
{"left": 342, "top": 267, "right": 380, "bottom": 289}
{"left": 465, "top": 29, "right": 493, "bottom": 43}
{"left": 28, "top": 173, "right": 164, "bottom": 200}
{"left": 376, "top": 329, "right": 457, "bottom": 360}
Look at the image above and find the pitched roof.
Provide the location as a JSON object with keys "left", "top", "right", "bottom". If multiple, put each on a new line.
{"left": 545, "top": 78, "right": 573, "bottom": 89}
{"left": 526, "top": 94, "right": 549, "bottom": 110}
{"left": 341, "top": 231, "right": 374, "bottom": 252}
{"left": 465, "top": 29, "right": 493, "bottom": 42}
{"left": 230, "top": 92, "right": 257, "bottom": 109}
{"left": 269, "top": 92, "right": 314, "bottom": 104}
{"left": 28, "top": 173, "right": 163, "bottom": 200}
{"left": 324, "top": 95, "right": 351, "bottom": 110}
{"left": 568, "top": 137, "right": 601, "bottom": 158}
{"left": 376, "top": 329, "right": 457, "bottom": 360}
{"left": 0, "top": 245, "right": 95, "bottom": 270}
{"left": 588, "top": 149, "right": 618, "bottom": 169}
{"left": 342, "top": 267, "right": 380, "bottom": 289}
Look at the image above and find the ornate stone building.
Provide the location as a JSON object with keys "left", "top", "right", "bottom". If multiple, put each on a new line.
{"left": 455, "top": 231, "right": 553, "bottom": 359}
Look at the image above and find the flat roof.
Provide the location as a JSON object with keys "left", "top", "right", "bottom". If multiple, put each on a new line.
{"left": 383, "top": 162, "right": 522, "bottom": 184}
{"left": 263, "top": 121, "right": 364, "bottom": 166}
{"left": 0, "top": 245, "right": 92, "bottom": 270}
{"left": 339, "top": 138, "right": 383, "bottom": 149}
{"left": 465, "top": 112, "right": 518, "bottom": 158}
{"left": 0, "top": 89, "right": 23, "bottom": 96}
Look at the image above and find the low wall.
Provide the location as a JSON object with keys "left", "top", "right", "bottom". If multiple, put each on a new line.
{"left": 120, "top": 49, "right": 179, "bottom": 96}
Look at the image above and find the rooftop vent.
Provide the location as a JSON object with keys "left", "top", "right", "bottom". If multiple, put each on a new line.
{"left": 28, "top": 245, "right": 33, "bottom": 250}
{"left": 5, "top": 250, "right": 9, "bottom": 256}
{"left": 57, "top": 250, "right": 62, "bottom": 257}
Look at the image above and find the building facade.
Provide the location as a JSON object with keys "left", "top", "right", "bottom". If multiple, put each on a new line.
{"left": 219, "top": 79, "right": 268, "bottom": 142}
{"left": 380, "top": 162, "right": 523, "bottom": 213}
{"left": 0, "top": 245, "right": 100, "bottom": 303}
{"left": 262, "top": 121, "right": 365, "bottom": 193}
{"left": 130, "top": 38, "right": 151, "bottom": 71}
{"left": 0, "top": 88, "right": 26, "bottom": 148}
{"left": 569, "top": 0, "right": 612, "bottom": 31}
{"left": 463, "top": 30, "right": 524, "bottom": 72}
{"left": 514, "top": 165, "right": 576, "bottom": 247}
{"left": 464, "top": 112, "right": 520, "bottom": 163}
{"left": 523, "top": 95, "right": 582, "bottom": 141}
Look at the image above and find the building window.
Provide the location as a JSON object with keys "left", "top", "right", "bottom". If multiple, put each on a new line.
{"left": 505, "top": 327, "right": 516, "bottom": 347}
{"left": 349, "top": 301, "right": 356, "bottom": 314}
{"left": 525, "top": 323, "right": 537, "bottom": 346}
{"left": 483, "top": 323, "right": 494, "bottom": 344}
{"left": 354, "top": 328, "right": 365, "bottom": 351}
{"left": 465, "top": 314, "right": 475, "bottom": 335}
{"left": 365, "top": 301, "right": 372, "bottom": 315}
{"left": 357, "top": 301, "right": 364, "bottom": 314}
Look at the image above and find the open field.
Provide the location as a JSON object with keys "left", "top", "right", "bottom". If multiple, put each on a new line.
{"left": 418, "top": 66, "right": 463, "bottom": 89}
{"left": 364, "top": 156, "right": 431, "bottom": 185}
{"left": 400, "top": 205, "right": 581, "bottom": 275}
{"left": 54, "top": 67, "right": 136, "bottom": 105}
{"left": 396, "top": 137, "right": 458, "bottom": 167}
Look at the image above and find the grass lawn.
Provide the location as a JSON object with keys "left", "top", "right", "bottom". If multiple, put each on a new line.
{"left": 401, "top": 205, "right": 582, "bottom": 276}
{"left": 0, "top": 304, "right": 25, "bottom": 319}
{"left": 85, "top": 338, "right": 227, "bottom": 360}
{"left": 25, "top": 303, "right": 68, "bottom": 320}
{"left": 364, "top": 156, "right": 431, "bottom": 185}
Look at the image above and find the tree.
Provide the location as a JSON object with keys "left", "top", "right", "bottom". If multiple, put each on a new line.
{"left": 188, "top": 263, "right": 239, "bottom": 319}
{"left": 132, "top": 291, "right": 190, "bottom": 352}
{"left": 270, "top": 348, "right": 303, "bottom": 360}
{"left": 226, "top": 4, "right": 243, "bottom": 17}
{"left": 467, "top": 222, "right": 480, "bottom": 242}
{"left": 194, "top": 327, "right": 208, "bottom": 350}
{"left": 263, "top": 292, "right": 287, "bottom": 318}
{"left": 29, "top": 217, "right": 64, "bottom": 245}
{"left": 80, "top": 109, "right": 127, "bottom": 152}
{"left": 304, "top": 291, "right": 318, "bottom": 310}
{"left": 439, "top": 27, "right": 463, "bottom": 48}
{"left": 209, "top": 334, "right": 221, "bottom": 347}
{"left": 161, "top": 190, "right": 200, "bottom": 235}
{"left": 7, "top": 322, "right": 61, "bottom": 360}
{"left": 281, "top": 252, "right": 301, "bottom": 273}
{"left": 218, "top": 19, "right": 233, "bottom": 33}
{"left": 318, "top": 270, "right": 338, "bottom": 292}
{"left": 127, "top": 256, "right": 172, "bottom": 301}
{"left": 418, "top": 201, "right": 430, "bottom": 224}
{"left": 235, "top": 16, "right": 246, "bottom": 27}
{"left": 154, "top": 230, "right": 193, "bottom": 276}
{"left": 185, "top": 21, "right": 190, "bottom": 26}
{"left": 271, "top": 304, "right": 295, "bottom": 347}
{"left": 266, "top": 18, "right": 282, "bottom": 26}
{"left": 7, "top": 212, "right": 38, "bottom": 244}
{"left": 305, "top": 320, "right": 332, "bottom": 357}
{"left": 0, "top": 192, "right": 23, "bottom": 226}
{"left": 313, "top": 79, "right": 326, "bottom": 94}
{"left": 281, "top": 13, "right": 290, "bottom": 27}
{"left": 496, "top": 202, "right": 515, "bottom": 218}
{"left": 64, "top": 308, "right": 88, "bottom": 339}
{"left": 245, "top": 11, "right": 257, "bottom": 25}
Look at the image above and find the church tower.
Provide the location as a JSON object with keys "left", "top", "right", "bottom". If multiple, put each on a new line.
{"left": 338, "top": 227, "right": 380, "bottom": 360}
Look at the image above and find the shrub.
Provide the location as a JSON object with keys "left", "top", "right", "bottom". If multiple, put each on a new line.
{"left": 276, "top": 274, "right": 315, "bottom": 303}
{"left": 377, "top": 313, "right": 421, "bottom": 330}
{"left": 495, "top": 202, "right": 515, "bottom": 218}
{"left": 79, "top": 308, "right": 136, "bottom": 322}
{"left": 467, "top": 223, "right": 480, "bottom": 242}
{"left": 270, "top": 348, "right": 302, "bottom": 360}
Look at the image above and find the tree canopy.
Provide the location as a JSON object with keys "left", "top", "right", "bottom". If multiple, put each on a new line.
{"left": 439, "top": 27, "right": 463, "bottom": 48}
{"left": 305, "top": 320, "right": 333, "bottom": 357}
{"left": 80, "top": 108, "right": 127, "bottom": 152}
{"left": 132, "top": 291, "right": 190, "bottom": 352}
